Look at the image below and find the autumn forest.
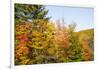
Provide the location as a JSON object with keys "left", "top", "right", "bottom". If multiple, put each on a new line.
{"left": 15, "top": 4, "right": 94, "bottom": 65}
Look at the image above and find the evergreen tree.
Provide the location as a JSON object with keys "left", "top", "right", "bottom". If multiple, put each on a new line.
{"left": 15, "top": 3, "right": 50, "bottom": 23}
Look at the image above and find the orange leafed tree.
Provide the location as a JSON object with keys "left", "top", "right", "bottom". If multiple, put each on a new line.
{"left": 82, "top": 36, "right": 93, "bottom": 61}
{"left": 54, "top": 19, "right": 69, "bottom": 48}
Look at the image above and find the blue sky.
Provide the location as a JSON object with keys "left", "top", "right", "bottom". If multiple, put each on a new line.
{"left": 45, "top": 5, "right": 94, "bottom": 31}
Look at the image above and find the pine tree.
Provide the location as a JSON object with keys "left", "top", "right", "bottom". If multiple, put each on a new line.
{"left": 15, "top": 3, "right": 50, "bottom": 23}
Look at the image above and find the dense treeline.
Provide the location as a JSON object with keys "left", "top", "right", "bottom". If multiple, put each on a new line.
{"left": 15, "top": 4, "right": 94, "bottom": 65}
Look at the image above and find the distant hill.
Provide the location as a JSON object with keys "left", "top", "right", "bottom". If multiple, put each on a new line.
{"left": 75, "top": 28, "right": 94, "bottom": 50}
{"left": 77, "top": 28, "right": 94, "bottom": 35}
{"left": 75, "top": 28, "right": 94, "bottom": 38}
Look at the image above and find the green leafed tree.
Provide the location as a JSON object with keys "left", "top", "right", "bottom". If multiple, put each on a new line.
{"left": 67, "top": 23, "right": 84, "bottom": 62}
{"left": 15, "top": 3, "right": 50, "bottom": 23}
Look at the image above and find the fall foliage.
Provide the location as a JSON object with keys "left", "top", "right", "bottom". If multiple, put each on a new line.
{"left": 14, "top": 4, "right": 94, "bottom": 65}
